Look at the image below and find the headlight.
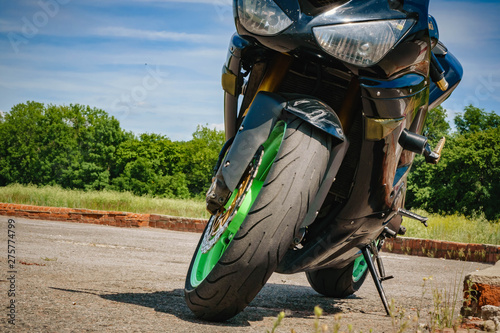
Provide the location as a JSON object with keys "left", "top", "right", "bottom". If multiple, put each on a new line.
{"left": 237, "top": 0, "right": 292, "bottom": 36}
{"left": 313, "top": 19, "right": 414, "bottom": 67}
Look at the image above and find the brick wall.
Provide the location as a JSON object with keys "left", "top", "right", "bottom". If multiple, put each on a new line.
{"left": 1, "top": 202, "right": 499, "bottom": 263}
{"left": 382, "top": 237, "right": 500, "bottom": 264}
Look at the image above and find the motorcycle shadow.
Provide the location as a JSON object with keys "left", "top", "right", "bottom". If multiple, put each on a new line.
{"left": 100, "top": 283, "right": 352, "bottom": 327}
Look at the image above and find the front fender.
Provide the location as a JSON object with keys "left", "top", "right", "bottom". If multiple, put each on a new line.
{"left": 221, "top": 91, "right": 347, "bottom": 193}
{"left": 284, "top": 96, "right": 346, "bottom": 141}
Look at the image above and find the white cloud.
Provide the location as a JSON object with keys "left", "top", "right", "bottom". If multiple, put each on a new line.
{"left": 128, "top": 0, "right": 231, "bottom": 4}
{"left": 93, "top": 26, "right": 221, "bottom": 44}
{"left": 430, "top": 1, "right": 500, "bottom": 46}
{"left": 205, "top": 123, "right": 225, "bottom": 131}
{"left": 1, "top": 0, "right": 498, "bottom": 141}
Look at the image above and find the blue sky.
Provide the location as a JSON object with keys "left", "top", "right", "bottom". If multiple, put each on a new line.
{"left": 1, "top": 0, "right": 499, "bottom": 141}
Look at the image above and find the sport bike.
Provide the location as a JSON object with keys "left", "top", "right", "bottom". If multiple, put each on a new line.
{"left": 184, "top": 0, "right": 462, "bottom": 321}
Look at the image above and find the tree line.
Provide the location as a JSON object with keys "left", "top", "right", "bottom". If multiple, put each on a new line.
{"left": 407, "top": 105, "right": 500, "bottom": 221}
{"left": 0, "top": 101, "right": 499, "bottom": 220}
{"left": 0, "top": 101, "right": 224, "bottom": 199}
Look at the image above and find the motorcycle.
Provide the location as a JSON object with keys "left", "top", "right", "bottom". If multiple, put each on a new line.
{"left": 184, "top": 0, "right": 462, "bottom": 321}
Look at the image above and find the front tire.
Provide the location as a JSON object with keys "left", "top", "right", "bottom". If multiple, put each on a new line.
{"left": 184, "top": 116, "right": 332, "bottom": 321}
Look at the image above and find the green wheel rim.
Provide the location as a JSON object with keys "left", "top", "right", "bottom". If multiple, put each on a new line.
{"left": 189, "top": 121, "right": 287, "bottom": 288}
{"left": 352, "top": 255, "right": 367, "bottom": 283}
{"left": 352, "top": 240, "right": 380, "bottom": 283}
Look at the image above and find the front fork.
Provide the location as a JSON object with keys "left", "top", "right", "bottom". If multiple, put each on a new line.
{"left": 209, "top": 42, "right": 293, "bottom": 214}
{"left": 221, "top": 34, "right": 293, "bottom": 140}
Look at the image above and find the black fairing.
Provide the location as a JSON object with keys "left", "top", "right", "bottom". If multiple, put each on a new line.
{"left": 226, "top": 0, "right": 461, "bottom": 273}
{"left": 234, "top": 0, "right": 430, "bottom": 78}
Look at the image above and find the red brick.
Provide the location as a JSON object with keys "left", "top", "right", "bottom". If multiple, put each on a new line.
{"left": 56, "top": 214, "right": 70, "bottom": 220}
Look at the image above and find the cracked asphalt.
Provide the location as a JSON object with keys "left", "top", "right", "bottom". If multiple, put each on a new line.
{"left": 0, "top": 216, "right": 492, "bottom": 332}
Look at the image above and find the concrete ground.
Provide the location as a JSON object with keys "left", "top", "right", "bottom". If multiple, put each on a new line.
{"left": 0, "top": 216, "right": 493, "bottom": 332}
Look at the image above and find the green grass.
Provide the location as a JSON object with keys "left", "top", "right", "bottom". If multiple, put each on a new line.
{"left": 1, "top": 184, "right": 499, "bottom": 244}
{"left": 0, "top": 183, "right": 209, "bottom": 219}
{"left": 402, "top": 209, "right": 500, "bottom": 245}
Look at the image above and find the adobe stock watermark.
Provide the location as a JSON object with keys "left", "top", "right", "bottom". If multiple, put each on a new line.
{"left": 213, "top": 0, "right": 233, "bottom": 22}
{"left": 444, "top": 73, "right": 500, "bottom": 116}
{"left": 112, "top": 65, "right": 168, "bottom": 120}
{"left": 7, "top": 0, "right": 72, "bottom": 54}
{"left": 463, "top": 73, "right": 500, "bottom": 106}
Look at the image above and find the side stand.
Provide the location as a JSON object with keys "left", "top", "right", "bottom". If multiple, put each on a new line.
{"left": 362, "top": 244, "right": 392, "bottom": 315}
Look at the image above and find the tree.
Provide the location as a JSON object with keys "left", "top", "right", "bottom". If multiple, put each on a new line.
{"left": 455, "top": 105, "right": 500, "bottom": 134}
{"left": 63, "top": 104, "right": 125, "bottom": 190}
{"left": 406, "top": 106, "right": 451, "bottom": 211}
{"left": 415, "top": 128, "right": 500, "bottom": 220}
{"left": 0, "top": 102, "right": 125, "bottom": 189}
{"left": 422, "top": 105, "right": 450, "bottom": 144}
{"left": 407, "top": 105, "right": 500, "bottom": 220}
{"left": 111, "top": 133, "right": 189, "bottom": 197}
{"left": 0, "top": 101, "right": 76, "bottom": 186}
{"left": 178, "top": 125, "right": 225, "bottom": 196}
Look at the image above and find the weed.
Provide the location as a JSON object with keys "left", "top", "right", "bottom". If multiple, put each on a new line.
{"left": 331, "top": 314, "right": 342, "bottom": 333}
{"left": 446, "top": 250, "right": 454, "bottom": 260}
{"left": 422, "top": 247, "right": 435, "bottom": 258}
{"left": 420, "top": 270, "right": 467, "bottom": 332}
{"left": 458, "top": 248, "right": 465, "bottom": 260}
{"left": 461, "top": 279, "right": 479, "bottom": 317}
{"left": 389, "top": 298, "right": 412, "bottom": 333}
{"left": 270, "top": 270, "right": 472, "bottom": 333}
{"left": 314, "top": 305, "right": 324, "bottom": 333}
{"left": 267, "top": 311, "right": 285, "bottom": 333}
{"left": 474, "top": 249, "right": 486, "bottom": 261}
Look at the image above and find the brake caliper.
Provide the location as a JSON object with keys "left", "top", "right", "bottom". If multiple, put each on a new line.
{"left": 205, "top": 170, "right": 232, "bottom": 215}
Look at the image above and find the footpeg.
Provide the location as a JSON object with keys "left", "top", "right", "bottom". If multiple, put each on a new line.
{"left": 398, "top": 225, "right": 407, "bottom": 236}
{"left": 398, "top": 208, "right": 429, "bottom": 227}
{"left": 423, "top": 136, "right": 446, "bottom": 164}
{"left": 398, "top": 129, "right": 445, "bottom": 164}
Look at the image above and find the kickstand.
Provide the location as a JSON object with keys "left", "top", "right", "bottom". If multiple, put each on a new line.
{"left": 362, "top": 244, "right": 391, "bottom": 315}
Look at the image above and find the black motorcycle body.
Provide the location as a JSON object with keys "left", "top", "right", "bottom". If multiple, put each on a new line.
{"left": 184, "top": 0, "right": 462, "bottom": 321}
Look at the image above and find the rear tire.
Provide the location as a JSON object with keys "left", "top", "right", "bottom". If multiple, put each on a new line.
{"left": 184, "top": 117, "right": 332, "bottom": 321}
{"left": 305, "top": 259, "right": 368, "bottom": 298}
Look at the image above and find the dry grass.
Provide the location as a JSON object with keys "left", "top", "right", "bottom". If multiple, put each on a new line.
{"left": 0, "top": 183, "right": 209, "bottom": 219}
{"left": 1, "top": 184, "right": 499, "bottom": 244}
{"left": 402, "top": 209, "right": 500, "bottom": 245}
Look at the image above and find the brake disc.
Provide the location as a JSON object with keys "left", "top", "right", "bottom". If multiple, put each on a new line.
{"left": 200, "top": 151, "right": 263, "bottom": 254}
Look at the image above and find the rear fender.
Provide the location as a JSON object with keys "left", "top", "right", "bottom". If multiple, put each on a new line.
{"left": 221, "top": 91, "right": 348, "bottom": 227}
